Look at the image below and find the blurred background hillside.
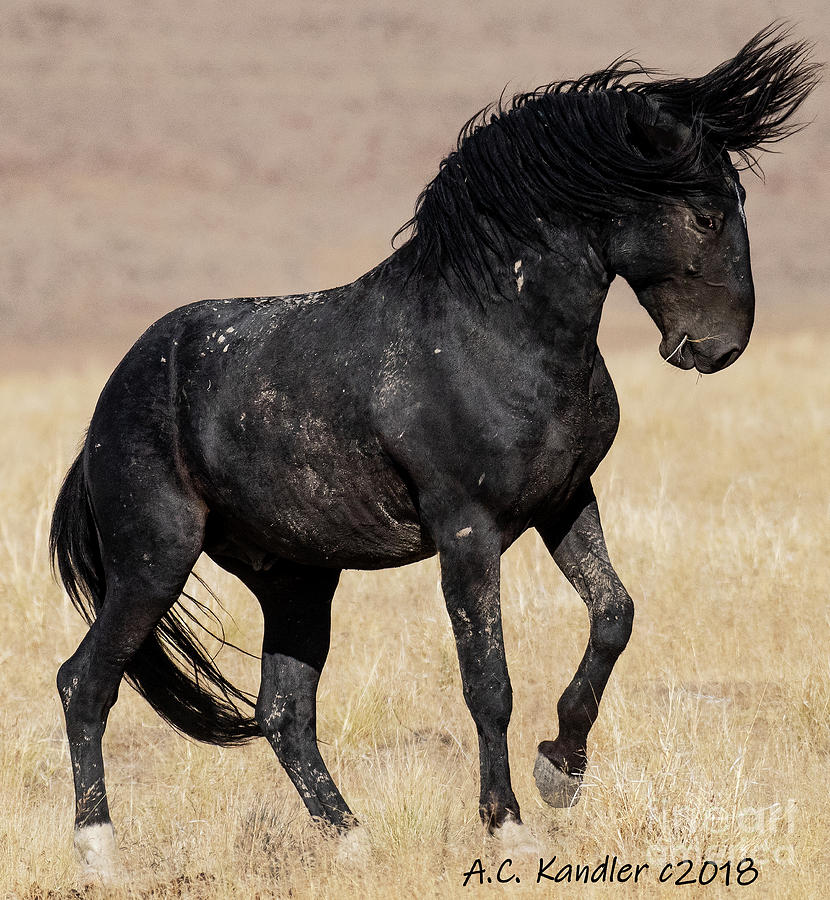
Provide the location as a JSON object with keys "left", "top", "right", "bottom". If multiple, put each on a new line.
{"left": 0, "top": 0, "right": 826, "bottom": 372}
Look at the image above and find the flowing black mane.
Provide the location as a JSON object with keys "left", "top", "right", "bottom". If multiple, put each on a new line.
{"left": 394, "top": 23, "right": 820, "bottom": 294}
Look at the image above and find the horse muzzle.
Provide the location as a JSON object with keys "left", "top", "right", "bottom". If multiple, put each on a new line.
{"left": 660, "top": 333, "right": 746, "bottom": 373}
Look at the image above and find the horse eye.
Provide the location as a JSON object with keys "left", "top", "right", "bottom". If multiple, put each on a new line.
{"left": 695, "top": 214, "right": 721, "bottom": 233}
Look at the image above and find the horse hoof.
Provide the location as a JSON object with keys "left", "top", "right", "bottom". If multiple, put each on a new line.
{"left": 74, "top": 823, "right": 125, "bottom": 884}
{"left": 492, "top": 816, "right": 544, "bottom": 856}
{"left": 533, "top": 752, "right": 582, "bottom": 808}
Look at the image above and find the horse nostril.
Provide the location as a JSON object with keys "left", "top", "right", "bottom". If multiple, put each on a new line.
{"left": 714, "top": 345, "right": 742, "bottom": 370}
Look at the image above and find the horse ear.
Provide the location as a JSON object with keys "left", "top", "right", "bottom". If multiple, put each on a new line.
{"left": 626, "top": 102, "right": 691, "bottom": 158}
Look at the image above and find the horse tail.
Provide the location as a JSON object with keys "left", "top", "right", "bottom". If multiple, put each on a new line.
{"left": 50, "top": 449, "right": 260, "bottom": 746}
{"left": 50, "top": 450, "right": 105, "bottom": 624}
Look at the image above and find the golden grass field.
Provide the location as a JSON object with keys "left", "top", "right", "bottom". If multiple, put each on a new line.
{"left": 0, "top": 330, "right": 827, "bottom": 898}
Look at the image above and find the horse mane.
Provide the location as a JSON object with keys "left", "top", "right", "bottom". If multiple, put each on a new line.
{"left": 394, "top": 23, "right": 821, "bottom": 296}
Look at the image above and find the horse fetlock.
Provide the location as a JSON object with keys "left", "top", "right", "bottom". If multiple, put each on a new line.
{"left": 335, "top": 824, "right": 371, "bottom": 866}
{"left": 534, "top": 750, "right": 583, "bottom": 808}
{"left": 479, "top": 797, "right": 521, "bottom": 833}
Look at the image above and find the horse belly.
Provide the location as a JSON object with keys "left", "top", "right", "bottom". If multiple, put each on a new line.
{"left": 274, "top": 474, "right": 430, "bottom": 568}
{"left": 200, "top": 436, "right": 431, "bottom": 570}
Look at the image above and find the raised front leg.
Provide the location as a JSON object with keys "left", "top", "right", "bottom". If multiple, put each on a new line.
{"left": 435, "top": 514, "right": 520, "bottom": 831}
{"left": 534, "top": 483, "right": 634, "bottom": 806}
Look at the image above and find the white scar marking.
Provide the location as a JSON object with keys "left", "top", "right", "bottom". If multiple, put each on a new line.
{"left": 514, "top": 259, "right": 524, "bottom": 293}
{"left": 455, "top": 526, "right": 473, "bottom": 538}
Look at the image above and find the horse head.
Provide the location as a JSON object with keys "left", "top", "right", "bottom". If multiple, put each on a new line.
{"left": 603, "top": 25, "right": 818, "bottom": 373}
{"left": 608, "top": 106, "right": 755, "bottom": 373}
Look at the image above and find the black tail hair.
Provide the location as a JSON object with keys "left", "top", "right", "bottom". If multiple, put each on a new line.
{"left": 50, "top": 450, "right": 260, "bottom": 745}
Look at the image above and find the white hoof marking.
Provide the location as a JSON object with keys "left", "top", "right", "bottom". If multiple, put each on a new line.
{"left": 533, "top": 752, "right": 582, "bottom": 808}
{"left": 74, "top": 823, "right": 124, "bottom": 883}
{"left": 493, "top": 817, "right": 544, "bottom": 856}
{"left": 336, "top": 826, "right": 371, "bottom": 866}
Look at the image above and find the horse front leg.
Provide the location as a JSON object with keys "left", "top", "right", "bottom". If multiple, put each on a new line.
{"left": 534, "top": 483, "right": 634, "bottom": 807}
{"left": 435, "top": 515, "right": 521, "bottom": 832}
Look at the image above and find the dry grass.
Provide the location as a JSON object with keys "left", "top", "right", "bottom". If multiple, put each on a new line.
{"left": 0, "top": 330, "right": 827, "bottom": 897}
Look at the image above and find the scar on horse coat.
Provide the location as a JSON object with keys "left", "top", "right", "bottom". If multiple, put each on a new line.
{"left": 50, "top": 24, "right": 819, "bottom": 878}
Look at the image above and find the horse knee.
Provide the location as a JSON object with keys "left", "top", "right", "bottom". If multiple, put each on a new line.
{"left": 591, "top": 590, "right": 634, "bottom": 656}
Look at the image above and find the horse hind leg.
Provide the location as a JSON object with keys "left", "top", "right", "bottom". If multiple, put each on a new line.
{"left": 56, "top": 490, "right": 206, "bottom": 880}
{"left": 209, "top": 555, "right": 354, "bottom": 829}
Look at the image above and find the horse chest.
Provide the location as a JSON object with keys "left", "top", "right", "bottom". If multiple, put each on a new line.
{"left": 510, "top": 357, "right": 619, "bottom": 518}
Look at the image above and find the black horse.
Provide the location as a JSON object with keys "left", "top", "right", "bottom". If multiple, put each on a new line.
{"left": 51, "top": 25, "right": 818, "bottom": 878}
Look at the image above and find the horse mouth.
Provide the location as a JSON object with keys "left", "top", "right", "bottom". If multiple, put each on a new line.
{"left": 692, "top": 344, "right": 743, "bottom": 373}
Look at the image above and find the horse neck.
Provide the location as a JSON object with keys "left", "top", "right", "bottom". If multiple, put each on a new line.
{"left": 380, "top": 223, "right": 612, "bottom": 367}
{"left": 474, "top": 224, "right": 613, "bottom": 364}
